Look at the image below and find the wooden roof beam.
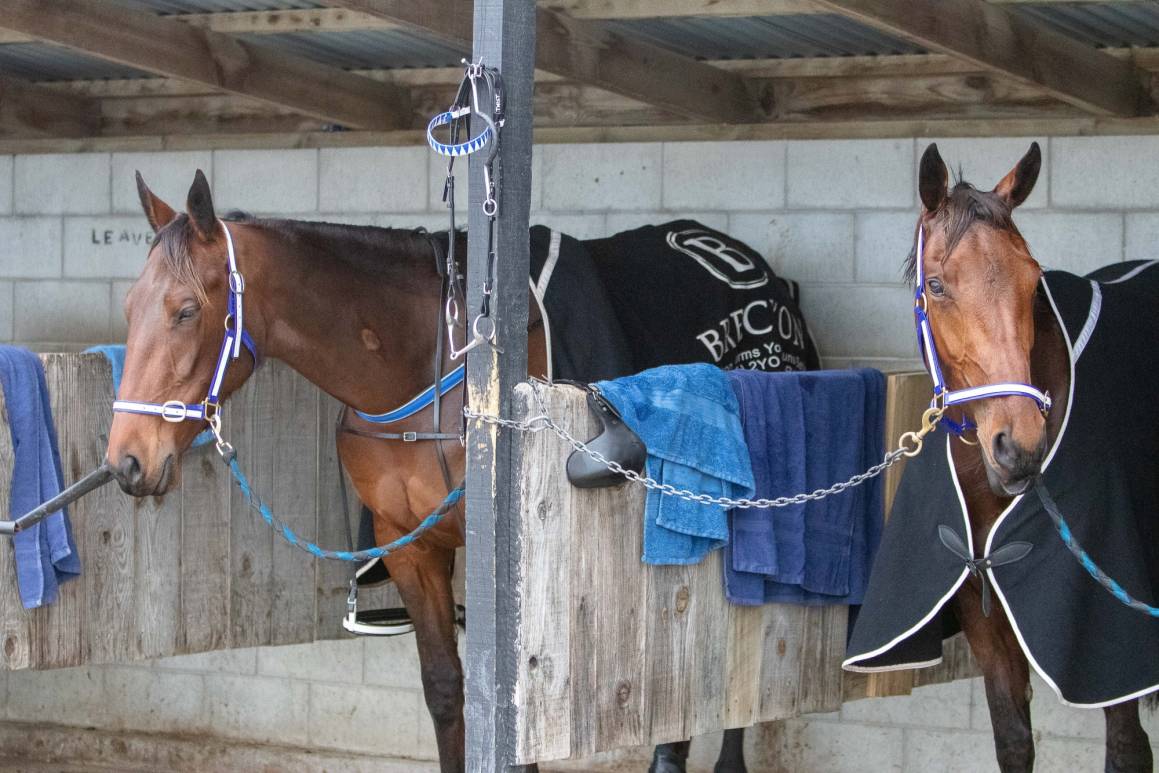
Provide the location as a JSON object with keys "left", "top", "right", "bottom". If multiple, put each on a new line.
{"left": 0, "top": 0, "right": 412, "bottom": 130}
{"left": 0, "top": 75, "right": 99, "bottom": 137}
{"left": 812, "top": 0, "right": 1149, "bottom": 117}
{"left": 328, "top": 0, "right": 768, "bottom": 124}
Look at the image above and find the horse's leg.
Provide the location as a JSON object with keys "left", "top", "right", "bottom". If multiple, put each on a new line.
{"left": 714, "top": 728, "right": 747, "bottom": 773}
{"left": 1104, "top": 700, "right": 1152, "bottom": 773}
{"left": 649, "top": 741, "right": 691, "bottom": 773}
{"left": 388, "top": 547, "right": 464, "bottom": 773}
{"left": 954, "top": 592, "right": 1035, "bottom": 772}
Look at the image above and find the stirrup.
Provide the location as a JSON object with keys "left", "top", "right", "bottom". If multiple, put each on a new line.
{"left": 566, "top": 388, "right": 647, "bottom": 489}
{"left": 343, "top": 580, "right": 414, "bottom": 637}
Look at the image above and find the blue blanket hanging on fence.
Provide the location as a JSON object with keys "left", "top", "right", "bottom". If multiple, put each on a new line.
{"left": 85, "top": 345, "right": 213, "bottom": 448}
{"left": 595, "top": 364, "right": 755, "bottom": 565}
{"left": 0, "top": 347, "right": 81, "bottom": 609}
{"left": 724, "top": 368, "right": 885, "bottom": 606}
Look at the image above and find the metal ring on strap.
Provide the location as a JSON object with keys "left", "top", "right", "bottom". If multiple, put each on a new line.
{"left": 427, "top": 108, "right": 493, "bottom": 158}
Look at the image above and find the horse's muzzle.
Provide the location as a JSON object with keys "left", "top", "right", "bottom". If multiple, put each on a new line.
{"left": 112, "top": 452, "right": 175, "bottom": 497}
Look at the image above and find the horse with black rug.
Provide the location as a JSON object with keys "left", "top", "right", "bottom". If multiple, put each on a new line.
{"left": 846, "top": 143, "right": 1159, "bottom": 772}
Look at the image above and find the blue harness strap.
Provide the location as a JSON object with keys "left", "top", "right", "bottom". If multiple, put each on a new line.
{"left": 354, "top": 364, "right": 465, "bottom": 425}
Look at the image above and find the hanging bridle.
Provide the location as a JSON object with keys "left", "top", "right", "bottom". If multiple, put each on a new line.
{"left": 913, "top": 221, "right": 1052, "bottom": 434}
{"left": 112, "top": 220, "right": 257, "bottom": 455}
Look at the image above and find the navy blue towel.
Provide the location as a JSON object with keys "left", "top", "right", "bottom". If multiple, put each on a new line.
{"left": 0, "top": 347, "right": 81, "bottom": 609}
{"left": 724, "top": 368, "right": 885, "bottom": 605}
{"left": 596, "top": 364, "right": 755, "bottom": 565}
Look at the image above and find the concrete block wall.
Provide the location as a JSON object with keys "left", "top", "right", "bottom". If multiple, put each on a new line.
{"left": 0, "top": 137, "right": 1155, "bottom": 770}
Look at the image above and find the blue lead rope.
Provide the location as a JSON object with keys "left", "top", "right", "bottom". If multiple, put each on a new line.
{"left": 225, "top": 453, "right": 463, "bottom": 562}
{"left": 1036, "top": 481, "right": 1159, "bottom": 618}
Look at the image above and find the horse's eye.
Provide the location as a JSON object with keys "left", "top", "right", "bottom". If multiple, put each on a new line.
{"left": 926, "top": 277, "right": 946, "bottom": 297}
{"left": 176, "top": 306, "right": 199, "bottom": 323}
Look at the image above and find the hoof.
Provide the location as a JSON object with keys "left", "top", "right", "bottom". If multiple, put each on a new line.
{"left": 714, "top": 763, "right": 748, "bottom": 773}
{"left": 648, "top": 756, "right": 687, "bottom": 773}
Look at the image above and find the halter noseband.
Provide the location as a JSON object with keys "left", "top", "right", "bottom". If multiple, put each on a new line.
{"left": 913, "top": 223, "right": 1052, "bottom": 429}
{"left": 112, "top": 221, "right": 258, "bottom": 435}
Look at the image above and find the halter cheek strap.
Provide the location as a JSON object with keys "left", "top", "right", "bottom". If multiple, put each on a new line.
{"left": 913, "top": 224, "right": 1052, "bottom": 429}
{"left": 113, "top": 221, "right": 259, "bottom": 425}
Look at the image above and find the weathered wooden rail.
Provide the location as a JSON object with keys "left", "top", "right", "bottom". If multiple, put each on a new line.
{"left": 0, "top": 356, "right": 975, "bottom": 764}
{"left": 509, "top": 373, "right": 978, "bottom": 764}
{"left": 0, "top": 353, "right": 399, "bottom": 670}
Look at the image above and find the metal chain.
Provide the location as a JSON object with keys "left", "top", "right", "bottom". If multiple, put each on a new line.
{"left": 463, "top": 381, "right": 926, "bottom": 510}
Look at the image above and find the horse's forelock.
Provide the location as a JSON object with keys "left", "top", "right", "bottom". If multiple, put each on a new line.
{"left": 152, "top": 215, "right": 209, "bottom": 305}
{"left": 904, "top": 181, "right": 1020, "bottom": 284}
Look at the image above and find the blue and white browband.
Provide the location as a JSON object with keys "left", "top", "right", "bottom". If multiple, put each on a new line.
{"left": 913, "top": 224, "right": 1052, "bottom": 426}
{"left": 427, "top": 107, "right": 493, "bottom": 158}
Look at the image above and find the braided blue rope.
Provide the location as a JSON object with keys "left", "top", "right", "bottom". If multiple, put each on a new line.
{"left": 225, "top": 455, "right": 463, "bottom": 562}
{"left": 1036, "top": 481, "right": 1159, "bottom": 618}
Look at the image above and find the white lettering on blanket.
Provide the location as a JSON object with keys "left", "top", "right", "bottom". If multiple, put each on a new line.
{"left": 696, "top": 298, "right": 808, "bottom": 370}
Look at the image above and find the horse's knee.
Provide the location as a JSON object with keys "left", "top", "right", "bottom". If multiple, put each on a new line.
{"left": 994, "top": 740, "right": 1034, "bottom": 773}
{"left": 421, "top": 669, "right": 464, "bottom": 727}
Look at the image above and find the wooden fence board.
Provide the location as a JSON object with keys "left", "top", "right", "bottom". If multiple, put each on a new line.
{"left": 0, "top": 386, "right": 30, "bottom": 670}
{"left": 511, "top": 377, "right": 977, "bottom": 763}
{"left": 514, "top": 388, "right": 573, "bottom": 764}
{"left": 228, "top": 364, "right": 273, "bottom": 649}
{"left": 266, "top": 367, "right": 319, "bottom": 646}
{"left": 315, "top": 397, "right": 354, "bottom": 639}
{"left": 179, "top": 447, "right": 231, "bottom": 654}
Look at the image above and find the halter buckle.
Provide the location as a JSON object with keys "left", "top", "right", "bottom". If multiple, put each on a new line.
{"left": 160, "top": 400, "right": 188, "bottom": 423}
{"left": 229, "top": 271, "right": 245, "bottom": 294}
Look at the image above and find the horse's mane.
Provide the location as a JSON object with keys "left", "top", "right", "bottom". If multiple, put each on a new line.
{"left": 903, "top": 180, "right": 1021, "bottom": 284}
{"left": 152, "top": 211, "right": 447, "bottom": 299}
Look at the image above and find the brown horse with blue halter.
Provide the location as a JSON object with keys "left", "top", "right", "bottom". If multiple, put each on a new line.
{"left": 846, "top": 143, "right": 1159, "bottom": 772}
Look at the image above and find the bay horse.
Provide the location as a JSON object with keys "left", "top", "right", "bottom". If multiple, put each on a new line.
{"left": 910, "top": 142, "right": 1155, "bottom": 772}
{"left": 105, "top": 170, "right": 747, "bottom": 772}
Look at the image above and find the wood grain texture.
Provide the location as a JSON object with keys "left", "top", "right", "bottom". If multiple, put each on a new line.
{"left": 0, "top": 76, "right": 99, "bottom": 138}
{"left": 511, "top": 377, "right": 976, "bottom": 763}
{"left": 266, "top": 367, "right": 319, "bottom": 646}
{"left": 0, "top": 380, "right": 30, "bottom": 670}
{"left": 0, "top": 0, "right": 411, "bottom": 129}
{"left": 179, "top": 447, "right": 231, "bottom": 654}
{"left": 813, "top": 0, "right": 1149, "bottom": 116}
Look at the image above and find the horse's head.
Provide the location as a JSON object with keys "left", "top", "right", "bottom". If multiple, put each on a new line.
{"left": 914, "top": 141, "right": 1046, "bottom": 497}
{"left": 106, "top": 171, "right": 255, "bottom": 496}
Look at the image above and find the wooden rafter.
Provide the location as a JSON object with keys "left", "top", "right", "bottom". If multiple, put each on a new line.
{"left": 326, "top": 0, "right": 767, "bottom": 123}
{"left": 0, "top": 75, "right": 98, "bottom": 137}
{"left": 0, "top": 0, "right": 412, "bottom": 130}
{"left": 812, "top": 0, "right": 1149, "bottom": 117}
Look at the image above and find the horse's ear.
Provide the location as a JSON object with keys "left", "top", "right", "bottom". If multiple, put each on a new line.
{"left": 993, "top": 142, "right": 1041, "bottom": 209}
{"left": 185, "top": 169, "right": 217, "bottom": 241}
{"left": 919, "top": 143, "right": 949, "bottom": 212}
{"left": 136, "top": 171, "right": 177, "bottom": 233}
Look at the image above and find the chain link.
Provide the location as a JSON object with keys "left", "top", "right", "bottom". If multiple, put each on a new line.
{"left": 463, "top": 381, "right": 913, "bottom": 510}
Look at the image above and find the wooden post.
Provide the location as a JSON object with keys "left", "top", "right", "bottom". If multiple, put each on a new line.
{"left": 464, "top": 1, "right": 536, "bottom": 771}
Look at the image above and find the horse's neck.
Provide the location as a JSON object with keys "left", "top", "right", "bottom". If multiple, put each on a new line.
{"left": 950, "top": 291, "right": 1071, "bottom": 552}
{"left": 244, "top": 226, "right": 444, "bottom": 414}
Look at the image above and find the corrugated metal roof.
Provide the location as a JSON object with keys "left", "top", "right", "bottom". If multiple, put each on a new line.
{"left": 116, "top": 0, "right": 323, "bottom": 14}
{"left": 609, "top": 14, "right": 924, "bottom": 60}
{"left": 242, "top": 29, "right": 469, "bottom": 69}
{"left": 1018, "top": 2, "right": 1159, "bottom": 49}
{"left": 0, "top": 2, "right": 1156, "bottom": 85}
{"left": 0, "top": 43, "right": 151, "bottom": 81}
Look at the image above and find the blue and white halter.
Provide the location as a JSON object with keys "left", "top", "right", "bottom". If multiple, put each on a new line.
{"left": 112, "top": 221, "right": 257, "bottom": 434}
{"left": 112, "top": 221, "right": 460, "bottom": 446}
{"left": 913, "top": 222, "right": 1052, "bottom": 429}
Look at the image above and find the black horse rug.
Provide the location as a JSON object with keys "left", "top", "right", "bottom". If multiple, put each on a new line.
{"left": 530, "top": 220, "right": 820, "bottom": 380}
{"left": 845, "top": 260, "right": 1159, "bottom": 707}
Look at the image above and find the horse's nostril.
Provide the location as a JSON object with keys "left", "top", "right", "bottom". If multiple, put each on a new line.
{"left": 992, "top": 430, "right": 1020, "bottom": 472}
{"left": 120, "top": 453, "right": 144, "bottom": 487}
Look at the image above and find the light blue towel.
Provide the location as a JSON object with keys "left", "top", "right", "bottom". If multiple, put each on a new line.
{"left": 85, "top": 345, "right": 213, "bottom": 448}
{"left": 596, "top": 364, "right": 755, "bottom": 565}
{"left": 0, "top": 347, "right": 81, "bottom": 609}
